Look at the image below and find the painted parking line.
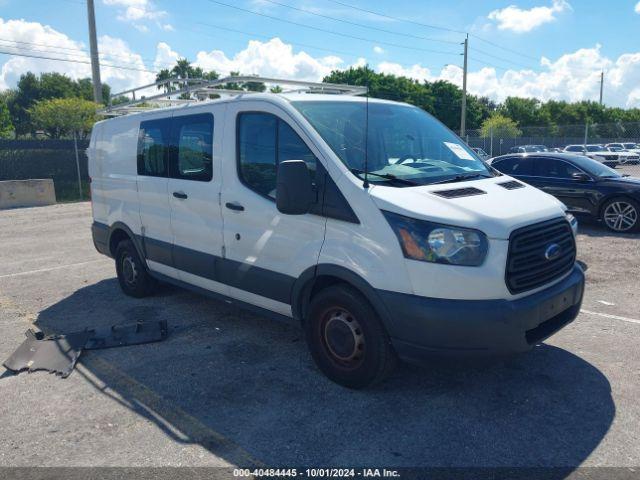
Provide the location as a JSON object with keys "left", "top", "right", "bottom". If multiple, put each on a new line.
{"left": 581, "top": 309, "right": 640, "bottom": 325}
{"left": 79, "top": 355, "right": 264, "bottom": 468}
{"left": 0, "top": 259, "right": 107, "bottom": 279}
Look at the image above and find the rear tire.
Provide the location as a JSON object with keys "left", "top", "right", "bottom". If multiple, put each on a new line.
{"left": 601, "top": 197, "right": 640, "bottom": 233}
{"left": 115, "top": 239, "right": 157, "bottom": 297}
{"left": 305, "top": 285, "right": 397, "bottom": 389}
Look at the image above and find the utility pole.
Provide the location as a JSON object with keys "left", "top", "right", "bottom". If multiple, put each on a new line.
{"left": 86, "top": 0, "right": 102, "bottom": 104}
{"left": 460, "top": 34, "right": 468, "bottom": 137}
{"left": 599, "top": 70, "right": 604, "bottom": 105}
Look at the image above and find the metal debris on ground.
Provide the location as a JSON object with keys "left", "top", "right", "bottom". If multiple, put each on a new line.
{"left": 2, "top": 320, "right": 168, "bottom": 378}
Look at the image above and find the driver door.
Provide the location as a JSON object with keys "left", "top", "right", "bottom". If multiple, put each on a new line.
{"left": 219, "top": 102, "right": 327, "bottom": 316}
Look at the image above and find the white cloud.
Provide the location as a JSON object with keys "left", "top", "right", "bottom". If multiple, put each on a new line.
{"left": 193, "top": 38, "right": 344, "bottom": 81}
{"left": 488, "top": 0, "right": 570, "bottom": 33}
{"left": 377, "top": 62, "right": 431, "bottom": 82}
{"left": 635, "top": 1, "right": 640, "bottom": 13}
{"left": 153, "top": 42, "right": 179, "bottom": 71}
{"left": 374, "top": 45, "right": 640, "bottom": 109}
{"left": 373, "top": 46, "right": 385, "bottom": 55}
{"left": 0, "top": 18, "right": 154, "bottom": 94}
{"left": 102, "top": 0, "right": 171, "bottom": 32}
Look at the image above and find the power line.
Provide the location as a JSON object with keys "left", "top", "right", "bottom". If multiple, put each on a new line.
{"left": 193, "top": 22, "right": 362, "bottom": 59}
{"left": 204, "top": 0, "right": 460, "bottom": 57}
{"left": 324, "top": 0, "right": 466, "bottom": 34}
{"left": 470, "top": 34, "right": 541, "bottom": 63}
{"left": 0, "top": 48, "right": 157, "bottom": 73}
{"left": 469, "top": 47, "right": 537, "bottom": 70}
{"left": 324, "top": 0, "right": 547, "bottom": 67}
{"left": 257, "top": 0, "right": 460, "bottom": 45}
{"left": 0, "top": 37, "right": 178, "bottom": 70}
{"left": 0, "top": 38, "right": 180, "bottom": 71}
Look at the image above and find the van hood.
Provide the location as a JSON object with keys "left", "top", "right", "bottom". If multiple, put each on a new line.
{"left": 370, "top": 176, "right": 567, "bottom": 240}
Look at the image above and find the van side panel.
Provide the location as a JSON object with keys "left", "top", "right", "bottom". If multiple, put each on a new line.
{"left": 92, "top": 115, "right": 141, "bottom": 239}
{"left": 88, "top": 122, "right": 105, "bottom": 221}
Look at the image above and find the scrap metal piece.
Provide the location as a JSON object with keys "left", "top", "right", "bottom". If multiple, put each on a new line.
{"left": 84, "top": 320, "right": 168, "bottom": 350}
{"left": 3, "top": 329, "right": 91, "bottom": 378}
{"left": 2, "top": 320, "right": 168, "bottom": 379}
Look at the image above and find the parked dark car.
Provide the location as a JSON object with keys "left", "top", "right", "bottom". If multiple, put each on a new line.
{"left": 509, "top": 144, "right": 548, "bottom": 153}
{"left": 490, "top": 152, "right": 640, "bottom": 232}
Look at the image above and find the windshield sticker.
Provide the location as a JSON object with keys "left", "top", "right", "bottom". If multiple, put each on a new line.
{"left": 444, "top": 142, "right": 475, "bottom": 160}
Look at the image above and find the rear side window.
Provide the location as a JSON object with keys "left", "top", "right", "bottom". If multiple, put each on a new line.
{"left": 138, "top": 119, "right": 169, "bottom": 177}
{"left": 535, "top": 158, "right": 580, "bottom": 178}
{"left": 237, "top": 112, "right": 317, "bottom": 199}
{"left": 565, "top": 146, "right": 582, "bottom": 152}
{"left": 492, "top": 157, "right": 533, "bottom": 176}
{"left": 171, "top": 114, "right": 213, "bottom": 182}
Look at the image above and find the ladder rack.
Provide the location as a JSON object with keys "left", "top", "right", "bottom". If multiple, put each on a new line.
{"left": 100, "top": 75, "right": 367, "bottom": 116}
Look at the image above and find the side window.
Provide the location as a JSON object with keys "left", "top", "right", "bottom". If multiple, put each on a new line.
{"left": 278, "top": 121, "right": 317, "bottom": 174}
{"left": 566, "top": 146, "right": 581, "bottom": 153}
{"left": 172, "top": 114, "right": 213, "bottom": 182}
{"left": 535, "top": 158, "right": 580, "bottom": 178}
{"left": 138, "top": 119, "right": 169, "bottom": 177}
{"left": 238, "top": 113, "right": 278, "bottom": 197}
{"left": 238, "top": 112, "right": 317, "bottom": 199}
{"left": 493, "top": 157, "right": 532, "bottom": 176}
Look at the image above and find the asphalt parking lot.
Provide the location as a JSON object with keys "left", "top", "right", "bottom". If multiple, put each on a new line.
{"left": 0, "top": 202, "right": 639, "bottom": 469}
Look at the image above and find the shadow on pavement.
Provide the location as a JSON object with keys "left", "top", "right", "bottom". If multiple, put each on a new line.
{"left": 576, "top": 218, "right": 639, "bottom": 239}
{"left": 32, "top": 278, "right": 615, "bottom": 470}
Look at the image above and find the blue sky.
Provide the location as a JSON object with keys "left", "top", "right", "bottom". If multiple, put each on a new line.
{"left": 1, "top": 0, "right": 640, "bottom": 108}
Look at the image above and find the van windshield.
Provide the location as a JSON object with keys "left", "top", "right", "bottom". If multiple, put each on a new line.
{"left": 291, "top": 100, "right": 492, "bottom": 186}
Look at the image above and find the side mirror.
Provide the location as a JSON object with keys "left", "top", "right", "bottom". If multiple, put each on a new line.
{"left": 276, "top": 160, "right": 314, "bottom": 215}
{"left": 571, "top": 172, "right": 591, "bottom": 182}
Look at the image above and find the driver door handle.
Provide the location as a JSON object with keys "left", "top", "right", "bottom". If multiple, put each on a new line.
{"left": 225, "top": 202, "right": 245, "bottom": 211}
{"left": 173, "top": 191, "right": 188, "bottom": 199}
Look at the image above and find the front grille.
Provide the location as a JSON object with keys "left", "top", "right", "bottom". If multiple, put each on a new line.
{"left": 506, "top": 218, "right": 576, "bottom": 294}
{"left": 431, "top": 187, "right": 486, "bottom": 199}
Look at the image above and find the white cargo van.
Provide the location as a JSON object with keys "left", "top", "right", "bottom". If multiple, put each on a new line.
{"left": 89, "top": 77, "right": 584, "bottom": 388}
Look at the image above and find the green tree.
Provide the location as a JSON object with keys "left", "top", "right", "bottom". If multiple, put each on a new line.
{"left": 0, "top": 93, "right": 14, "bottom": 138}
{"left": 481, "top": 114, "right": 521, "bottom": 138}
{"left": 156, "top": 59, "right": 220, "bottom": 97}
{"left": 499, "top": 97, "right": 548, "bottom": 127}
{"left": 29, "top": 98, "right": 98, "bottom": 139}
{"left": 6, "top": 72, "right": 111, "bottom": 136}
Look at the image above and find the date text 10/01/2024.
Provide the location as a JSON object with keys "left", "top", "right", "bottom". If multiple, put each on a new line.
{"left": 233, "top": 468, "right": 401, "bottom": 478}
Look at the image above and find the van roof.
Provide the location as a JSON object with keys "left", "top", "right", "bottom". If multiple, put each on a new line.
{"left": 99, "top": 91, "right": 407, "bottom": 122}
{"left": 100, "top": 75, "right": 375, "bottom": 117}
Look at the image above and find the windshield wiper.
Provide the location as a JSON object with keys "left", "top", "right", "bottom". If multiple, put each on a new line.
{"left": 428, "top": 173, "right": 491, "bottom": 185}
{"left": 350, "top": 168, "right": 420, "bottom": 186}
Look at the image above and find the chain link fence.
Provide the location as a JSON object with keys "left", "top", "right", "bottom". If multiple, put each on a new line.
{"left": 0, "top": 138, "right": 90, "bottom": 202}
{"left": 465, "top": 122, "right": 640, "bottom": 176}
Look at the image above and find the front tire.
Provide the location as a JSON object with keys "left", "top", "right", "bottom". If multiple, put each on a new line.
{"left": 305, "top": 285, "right": 397, "bottom": 389}
{"left": 601, "top": 197, "right": 640, "bottom": 233}
{"left": 115, "top": 239, "right": 157, "bottom": 297}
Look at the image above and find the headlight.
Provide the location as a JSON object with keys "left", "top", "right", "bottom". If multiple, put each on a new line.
{"left": 566, "top": 212, "right": 578, "bottom": 235}
{"left": 383, "top": 211, "right": 488, "bottom": 266}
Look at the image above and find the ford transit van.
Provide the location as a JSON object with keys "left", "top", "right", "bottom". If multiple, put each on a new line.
{"left": 89, "top": 79, "right": 585, "bottom": 388}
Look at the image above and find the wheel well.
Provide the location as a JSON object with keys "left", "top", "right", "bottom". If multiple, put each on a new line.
{"left": 109, "top": 228, "right": 131, "bottom": 257}
{"left": 598, "top": 195, "right": 638, "bottom": 218}
{"left": 298, "top": 275, "right": 357, "bottom": 322}
{"left": 309, "top": 275, "right": 348, "bottom": 300}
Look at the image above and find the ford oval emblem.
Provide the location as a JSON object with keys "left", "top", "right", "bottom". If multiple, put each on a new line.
{"left": 544, "top": 243, "right": 561, "bottom": 261}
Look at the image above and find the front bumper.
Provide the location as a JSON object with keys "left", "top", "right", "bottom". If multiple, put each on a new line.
{"left": 379, "top": 265, "right": 585, "bottom": 363}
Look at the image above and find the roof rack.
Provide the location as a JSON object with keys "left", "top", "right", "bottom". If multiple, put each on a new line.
{"left": 100, "top": 75, "right": 368, "bottom": 116}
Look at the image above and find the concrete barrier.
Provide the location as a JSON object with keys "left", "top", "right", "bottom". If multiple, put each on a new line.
{"left": 0, "top": 179, "right": 57, "bottom": 209}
